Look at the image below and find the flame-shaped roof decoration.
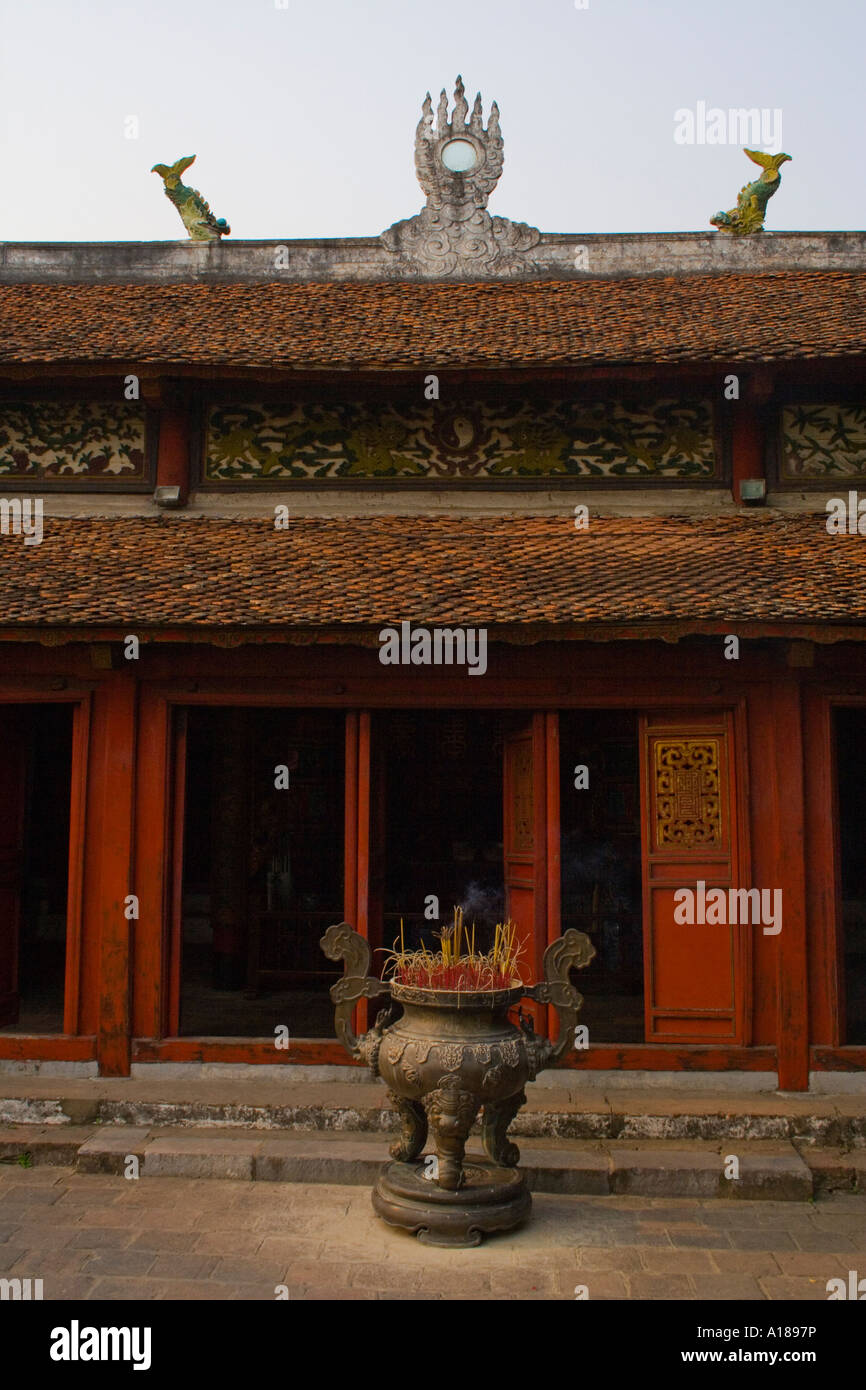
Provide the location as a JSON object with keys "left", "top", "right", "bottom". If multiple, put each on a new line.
{"left": 381, "top": 76, "right": 539, "bottom": 277}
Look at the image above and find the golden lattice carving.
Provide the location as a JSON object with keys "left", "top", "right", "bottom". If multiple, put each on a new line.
{"left": 654, "top": 739, "right": 722, "bottom": 847}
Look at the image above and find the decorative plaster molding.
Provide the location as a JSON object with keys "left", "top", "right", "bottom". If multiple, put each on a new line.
{"left": 380, "top": 76, "right": 541, "bottom": 277}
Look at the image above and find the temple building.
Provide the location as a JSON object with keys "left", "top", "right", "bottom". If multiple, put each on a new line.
{"left": 0, "top": 80, "right": 865, "bottom": 1093}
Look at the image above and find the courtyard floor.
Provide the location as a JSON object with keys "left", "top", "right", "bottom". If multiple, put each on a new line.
{"left": 1, "top": 1165, "right": 864, "bottom": 1301}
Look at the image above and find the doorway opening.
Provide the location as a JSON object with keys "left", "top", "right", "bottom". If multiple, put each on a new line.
{"left": 0, "top": 704, "right": 73, "bottom": 1034}
{"left": 834, "top": 707, "right": 866, "bottom": 1044}
{"left": 178, "top": 707, "right": 344, "bottom": 1039}
{"left": 559, "top": 710, "right": 643, "bottom": 1042}
{"left": 374, "top": 711, "right": 506, "bottom": 960}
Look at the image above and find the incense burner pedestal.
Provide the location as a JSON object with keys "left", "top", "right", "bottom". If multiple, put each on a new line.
{"left": 320, "top": 924, "right": 595, "bottom": 1248}
{"left": 373, "top": 1158, "right": 530, "bottom": 1248}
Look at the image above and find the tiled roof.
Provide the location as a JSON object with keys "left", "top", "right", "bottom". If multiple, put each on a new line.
{"left": 1, "top": 273, "right": 865, "bottom": 368}
{"left": 1, "top": 514, "right": 864, "bottom": 631}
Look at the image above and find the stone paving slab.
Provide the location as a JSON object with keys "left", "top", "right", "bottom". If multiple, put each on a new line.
{"left": 1, "top": 1167, "right": 863, "bottom": 1300}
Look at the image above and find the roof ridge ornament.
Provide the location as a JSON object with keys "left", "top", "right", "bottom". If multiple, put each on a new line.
{"left": 710, "top": 148, "right": 792, "bottom": 235}
{"left": 381, "top": 76, "right": 540, "bottom": 277}
{"left": 151, "top": 155, "right": 231, "bottom": 242}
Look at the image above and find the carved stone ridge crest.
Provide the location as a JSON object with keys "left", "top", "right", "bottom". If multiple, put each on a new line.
{"left": 380, "top": 75, "right": 541, "bottom": 277}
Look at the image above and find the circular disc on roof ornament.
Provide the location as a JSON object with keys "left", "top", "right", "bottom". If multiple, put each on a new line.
{"left": 440, "top": 138, "right": 479, "bottom": 173}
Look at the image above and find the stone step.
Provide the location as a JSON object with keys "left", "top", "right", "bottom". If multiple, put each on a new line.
{"left": 2, "top": 1076, "right": 866, "bottom": 1145}
{"left": 3, "top": 1125, "right": 863, "bottom": 1199}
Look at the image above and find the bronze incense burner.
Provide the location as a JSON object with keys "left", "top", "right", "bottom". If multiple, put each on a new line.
{"left": 321, "top": 923, "right": 595, "bottom": 1247}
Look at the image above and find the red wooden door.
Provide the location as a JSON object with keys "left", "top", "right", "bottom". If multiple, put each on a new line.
{"left": 503, "top": 715, "right": 548, "bottom": 1031}
{"left": 640, "top": 712, "right": 749, "bottom": 1043}
{"left": 0, "top": 708, "right": 29, "bottom": 1027}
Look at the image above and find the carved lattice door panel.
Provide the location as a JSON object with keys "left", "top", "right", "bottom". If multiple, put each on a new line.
{"left": 639, "top": 712, "right": 749, "bottom": 1043}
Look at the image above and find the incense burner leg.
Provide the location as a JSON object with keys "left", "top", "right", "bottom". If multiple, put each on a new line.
{"left": 481, "top": 1090, "right": 526, "bottom": 1168}
{"left": 387, "top": 1092, "right": 428, "bottom": 1162}
{"left": 423, "top": 1076, "right": 481, "bottom": 1191}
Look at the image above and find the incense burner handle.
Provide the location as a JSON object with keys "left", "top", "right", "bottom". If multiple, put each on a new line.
{"left": 522, "top": 929, "right": 596, "bottom": 1067}
{"left": 320, "top": 922, "right": 390, "bottom": 1061}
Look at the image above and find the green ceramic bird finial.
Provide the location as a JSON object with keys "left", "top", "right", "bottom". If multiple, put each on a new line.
{"left": 710, "top": 148, "right": 792, "bottom": 235}
{"left": 151, "top": 154, "right": 230, "bottom": 242}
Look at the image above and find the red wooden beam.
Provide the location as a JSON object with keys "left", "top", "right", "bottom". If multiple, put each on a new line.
{"left": 810, "top": 1047, "right": 866, "bottom": 1072}
{"left": 730, "top": 400, "right": 764, "bottom": 505}
{"left": 154, "top": 394, "right": 191, "bottom": 504}
{"left": 0, "top": 1036, "right": 96, "bottom": 1062}
{"left": 132, "top": 1038, "right": 357, "bottom": 1066}
{"left": 561, "top": 1045, "right": 776, "bottom": 1072}
{"left": 5, "top": 1035, "right": 774, "bottom": 1071}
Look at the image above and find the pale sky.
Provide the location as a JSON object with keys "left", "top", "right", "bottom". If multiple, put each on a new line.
{"left": 0, "top": 0, "right": 863, "bottom": 242}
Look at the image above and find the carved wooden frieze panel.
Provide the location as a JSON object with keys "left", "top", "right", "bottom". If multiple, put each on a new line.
{"left": 204, "top": 398, "right": 719, "bottom": 483}
{"left": 509, "top": 739, "right": 534, "bottom": 853}
{"left": 654, "top": 739, "right": 722, "bottom": 848}
{"left": 780, "top": 403, "right": 866, "bottom": 480}
{"left": 0, "top": 402, "right": 147, "bottom": 482}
